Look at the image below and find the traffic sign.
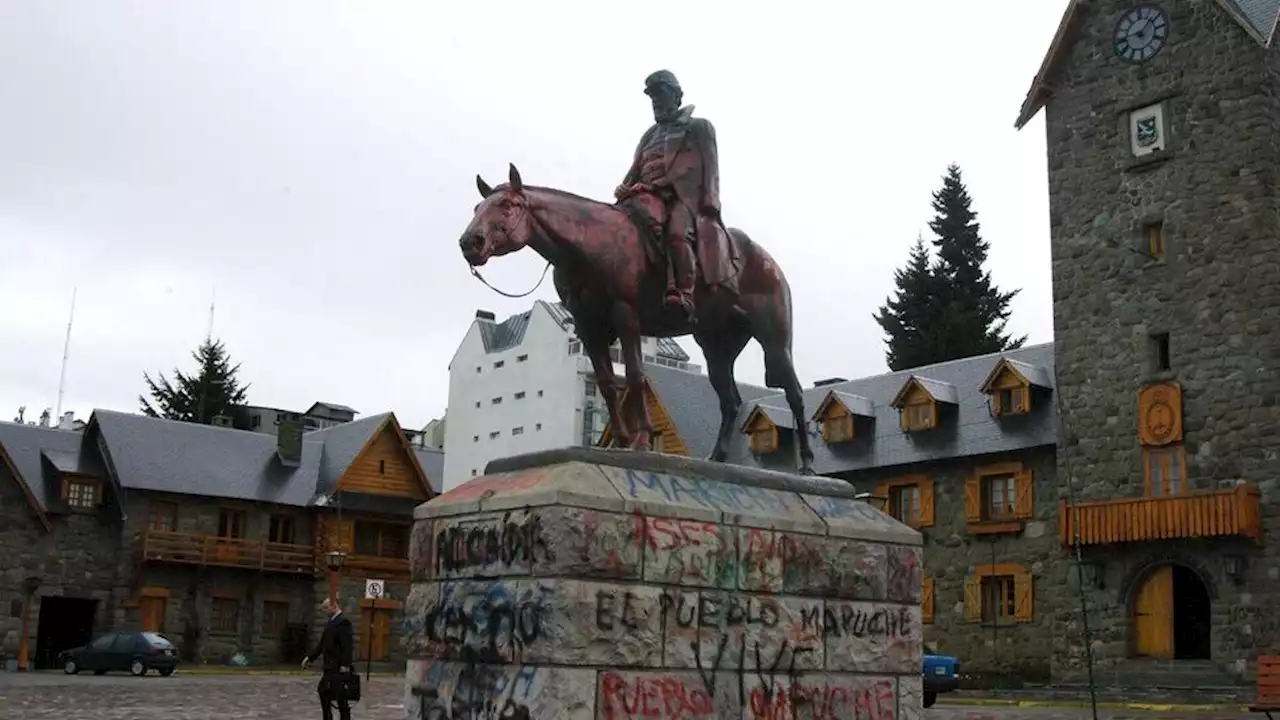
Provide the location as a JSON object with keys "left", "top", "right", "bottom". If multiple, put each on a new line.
{"left": 365, "top": 579, "right": 385, "bottom": 600}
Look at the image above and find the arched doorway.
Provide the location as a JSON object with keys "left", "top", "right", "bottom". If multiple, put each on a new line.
{"left": 1132, "top": 564, "right": 1212, "bottom": 660}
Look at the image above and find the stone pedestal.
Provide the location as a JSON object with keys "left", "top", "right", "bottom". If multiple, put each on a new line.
{"left": 403, "top": 448, "right": 923, "bottom": 719}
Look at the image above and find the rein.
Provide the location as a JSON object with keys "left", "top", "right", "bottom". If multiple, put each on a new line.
{"left": 469, "top": 261, "right": 552, "bottom": 298}
{"left": 467, "top": 199, "right": 554, "bottom": 298}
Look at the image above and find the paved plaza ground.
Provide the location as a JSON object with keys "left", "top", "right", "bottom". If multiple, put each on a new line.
{"left": 0, "top": 672, "right": 1263, "bottom": 720}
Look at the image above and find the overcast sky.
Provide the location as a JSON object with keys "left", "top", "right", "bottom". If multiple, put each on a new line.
{"left": 0, "top": 1, "right": 1066, "bottom": 430}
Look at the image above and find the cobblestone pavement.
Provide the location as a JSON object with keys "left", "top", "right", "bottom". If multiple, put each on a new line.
{"left": 0, "top": 672, "right": 1261, "bottom": 719}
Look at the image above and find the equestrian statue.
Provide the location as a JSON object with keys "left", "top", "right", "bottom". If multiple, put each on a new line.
{"left": 457, "top": 70, "right": 815, "bottom": 475}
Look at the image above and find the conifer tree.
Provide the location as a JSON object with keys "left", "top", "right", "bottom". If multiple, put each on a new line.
{"left": 874, "top": 236, "right": 947, "bottom": 371}
{"left": 139, "top": 338, "right": 250, "bottom": 424}
{"left": 928, "top": 163, "right": 1025, "bottom": 359}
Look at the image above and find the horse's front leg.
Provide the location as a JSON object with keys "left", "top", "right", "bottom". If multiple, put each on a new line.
{"left": 580, "top": 330, "right": 627, "bottom": 447}
{"left": 612, "top": 307, "right": 652, "bottom": 451}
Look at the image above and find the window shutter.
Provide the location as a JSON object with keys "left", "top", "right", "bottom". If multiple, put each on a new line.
{"left": 1013, "top": 387, "right": 1028, "bottom": 413}
{"left": 333, "top": 519, "right": 354, "bottom": 554}
{"left": 874, "top": 483, "right": 889, "bottom": 514}
{"left": 963, "top": 576, "right": 982, "bottom": 623}
{"left": 964, "top": 476, "right": 981, "bottom": 523}
{"left": 922, "top": 577, "right": 935, "bottom": 624}
{"left": 918, "top": 479, "right": 935, "bottom": 527}
{"left": 1014, "top": 469, "right": 1034, "bottom": 519}
{"left": 1014, "top": 570, "right": 1034, "bottom": 623}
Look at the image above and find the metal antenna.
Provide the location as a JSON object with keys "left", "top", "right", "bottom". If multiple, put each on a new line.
{"left": 54, "top": 287, "right": 78, "bottom": 420}
{"left": 206, "top": 284, "right": 216, "bottom": 341}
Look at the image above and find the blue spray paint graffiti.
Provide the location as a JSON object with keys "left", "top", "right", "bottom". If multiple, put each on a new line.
{"left": 420, "top": 581, "right": 553, "bottom": 663}
{"left": 622, "top": 469, "right": 796, "bottom": 515}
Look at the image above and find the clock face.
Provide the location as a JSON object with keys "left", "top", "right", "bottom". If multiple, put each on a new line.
{"left": 1115, "top": 4, "right": 1170, "bottom": 63}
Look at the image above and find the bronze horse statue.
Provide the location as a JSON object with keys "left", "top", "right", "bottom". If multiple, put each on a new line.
{"left": 458, "top": 164, "right": 814, "bottom": 475}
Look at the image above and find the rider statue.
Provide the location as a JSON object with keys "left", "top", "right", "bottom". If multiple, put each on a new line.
{"left": 615, "top": 70, "right": 734, "bottom": 322}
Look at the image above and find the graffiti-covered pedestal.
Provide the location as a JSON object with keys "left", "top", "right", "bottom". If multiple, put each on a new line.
{"left": 404, "top": 448, "right": 923, "bottom": 719}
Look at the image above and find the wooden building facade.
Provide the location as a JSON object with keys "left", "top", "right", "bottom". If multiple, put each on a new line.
{"left": 0, "top": 409, "right": 441, "bottom": 669}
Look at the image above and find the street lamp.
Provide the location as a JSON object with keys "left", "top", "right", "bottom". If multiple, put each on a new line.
{"left": 325, "top": 550, "right": 347, "bottom": 604}
{"left": 855, "top": 491, "right": 888, "bottom": 512}
{"left": 17, "top": 576, "right": 40, "bottom": 672}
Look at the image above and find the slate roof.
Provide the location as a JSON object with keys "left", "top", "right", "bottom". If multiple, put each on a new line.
{"left": 0, "top": 409, "right": 436, "bottom": 528}
{"left": 638, "top": 362, "right": 777, "bottom": 459}
{"left": 92, "top": 410, "right": 324, "bottom": 507}
{"left": 481, "top": 300, "right": 692, "bottom": 362}
{"left": 413, "top": 447, "right": 445, "bottom": 493}
{"left": 306, "top": 401, "right": 359, "bottom": 416}
{"left": 720, "top": 343, "right": 1058, "bottom": 476}
{"left": 0, "top": 421, "right": 91, "bottom": 518}
{"left": 812, "top": 391, "right": 875, "bottom": 421}
{"left": 1015, "top": 0, "right": 1280, "bottom": 129}
{"left": 477, "top": 306, "right": 535, "bottom": 353}
{"left": 893, "top": 377, "right": 959, "bottom": 407}
{"left": 1225, "top": 0, "right": 1280, "bottom": 42}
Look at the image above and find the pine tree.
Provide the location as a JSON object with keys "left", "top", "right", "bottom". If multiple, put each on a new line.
{"left": 139, "top": 338, "right": 250, "bottom": 424}
{"left": 928, "top": 164, "right": 1026, "bottom": 360}
{"left": 874, "top": 235, "right": 948, "bottom": 371}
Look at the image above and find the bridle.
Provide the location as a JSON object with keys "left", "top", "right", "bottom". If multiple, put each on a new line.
{"left": 467, "top": 192, "right": 553, "bottom": 299}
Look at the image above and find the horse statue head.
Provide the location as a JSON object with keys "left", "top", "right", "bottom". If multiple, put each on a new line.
{"left": 459, "top": 163, "right": 534, "bottom": 267}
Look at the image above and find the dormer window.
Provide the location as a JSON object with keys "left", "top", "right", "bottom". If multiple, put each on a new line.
{"left": 824, "top": 413, "right": 854, "bottom": 443}
{"left": 810, "top": 390, "right": 874, "bottom": 444}
{"left": 890, "top": 376, "right": 958, "bottom": 433}
{"left": 741, "top": 404, "right": 791, "bottom": 455}
{"left": 62, "top": 477, "right": 100, "bottom": 510}
{"left": 980, "top": 358, "right": 1052, "bottom": 418}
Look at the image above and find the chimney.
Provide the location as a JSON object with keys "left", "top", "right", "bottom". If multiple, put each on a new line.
{"left": 276, "top": 418, "right": 303, "bottom": 465}
{"left": 813, "top": 377, "right": 848, "bottom": 388}
{"left": 475, "top": 310, "right": 496, "bottom": 321}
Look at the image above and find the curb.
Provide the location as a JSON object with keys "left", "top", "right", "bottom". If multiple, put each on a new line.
{"left": 939, "top": 697, "right": 1246, "bottom": 712}
{"left": 168, "top": 668, "right": 401, "bottom": 677}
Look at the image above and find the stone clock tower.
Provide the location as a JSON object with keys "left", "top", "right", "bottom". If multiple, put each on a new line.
{"left": 1018, "top": 0, "right": 1280, "bottom": 684}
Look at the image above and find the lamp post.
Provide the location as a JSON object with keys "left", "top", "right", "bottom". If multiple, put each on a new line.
{"left": 325, "top": 550, "right": 347, "bottom": 604}
{"left": 854, "top": 491, "right": 888, "bottom": 513}
{"left": 17, "top": 576, "right": 41, "bottom": 672}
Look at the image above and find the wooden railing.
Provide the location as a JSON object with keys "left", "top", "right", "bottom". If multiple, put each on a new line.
{"left": 323, "top": 552, "right": 410, "bottom": 577}
{"left": 1060, "top": 484, "right": 1262, "bottom": 547}
{"left": 141, "top": 530, "right": 315, "bottom": 575}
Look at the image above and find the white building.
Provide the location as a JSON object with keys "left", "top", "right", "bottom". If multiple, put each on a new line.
{"left": 441, "top": 301, "right": 700, "bottom": 489}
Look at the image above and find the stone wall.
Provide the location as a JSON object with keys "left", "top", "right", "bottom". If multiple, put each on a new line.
{"left": 845, "top": 447, "right": 1061, "bottom": 683}
{"left": 116, "top": 492, "right": 317, "bottom": 665}
{"left": 404, "top": 450, "right": 923, "bottom": 719}
{"left": 0, "top": 462, "right": 123, "bottom": 668}
{"left": 1042, "top": 0, "right": 1280, "bottom": 679}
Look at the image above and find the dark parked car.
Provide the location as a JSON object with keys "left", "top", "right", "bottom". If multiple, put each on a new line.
{"left": 59, "top": 631, "right": 179, "bottom": 677}
{"left": 923, "top": 642, "right": 958, "bottom": 708}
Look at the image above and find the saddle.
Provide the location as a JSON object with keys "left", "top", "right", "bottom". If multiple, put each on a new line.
{"left": 617, "top": 196, "right": 743, "bottom": 290}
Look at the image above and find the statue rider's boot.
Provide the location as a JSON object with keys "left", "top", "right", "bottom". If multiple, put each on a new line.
{"left": 664, "top": 239, "right": 697, "bottom": 324}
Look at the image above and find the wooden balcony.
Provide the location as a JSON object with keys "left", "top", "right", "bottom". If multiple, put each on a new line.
{"left": 1060, "top": 484, "right": 1262, "bottom": 547}
{"left": 329, "top": 553, "right": 410, "bottom": 578}
{"left": 141, "top": 530, "right": 315, "bottom": 575}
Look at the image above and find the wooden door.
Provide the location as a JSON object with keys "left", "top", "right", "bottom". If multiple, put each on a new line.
{"left": 140, "top": 597, "right": 166, "bottom": 633}
{"left": 1134, "top": 566, "right": 1174, "bottom": 658}
{"left": 358, "top": 607, "right": 392, "bottom": 662}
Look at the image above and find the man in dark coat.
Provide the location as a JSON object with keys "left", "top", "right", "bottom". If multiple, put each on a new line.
{"left": 302, "top": 597, "right": 355, "bottom": 720}
{"left": 615, "top": 69, "right": 737, "bottom": 321}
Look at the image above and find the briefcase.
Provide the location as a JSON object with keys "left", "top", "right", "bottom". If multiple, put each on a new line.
{"left": 339, "top": 672, "right": 361, "bottom": 703}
